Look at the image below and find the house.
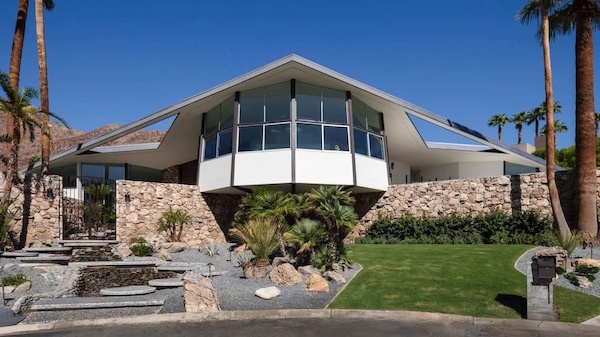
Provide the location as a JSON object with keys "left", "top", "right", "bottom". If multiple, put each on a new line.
{"left": 26, "top": 54, "right": 545, "bottom": 195}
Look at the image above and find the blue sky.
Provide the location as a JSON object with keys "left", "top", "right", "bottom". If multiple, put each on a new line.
{"left": 0, "top": 0, "right": 599, "bottom": 149}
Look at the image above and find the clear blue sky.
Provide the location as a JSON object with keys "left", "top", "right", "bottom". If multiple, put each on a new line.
{"left": 1, "top": 0, "right": 599, "bottom": 149}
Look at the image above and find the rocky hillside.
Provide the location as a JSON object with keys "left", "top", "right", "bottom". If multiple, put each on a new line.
{"left": 0, "top": 115, "right": 165, "bottom": 167}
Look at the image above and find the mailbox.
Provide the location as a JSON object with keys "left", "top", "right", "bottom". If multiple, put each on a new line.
{"left": 537, "top": 256, "right": 556, "bottom": 284}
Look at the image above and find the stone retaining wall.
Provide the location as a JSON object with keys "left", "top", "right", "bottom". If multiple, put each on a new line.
{"left": 116, "top": 180, "right": 241, "bottom": 245}
{"left": 350, "top": 170, "right": 599, "bottom": 240}
{"left": 0, "top": 174, "right": 62, "bottom": 247}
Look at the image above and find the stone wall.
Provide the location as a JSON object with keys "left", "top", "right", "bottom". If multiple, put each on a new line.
{"left": 116, "top": 180, "right": 241, "bottom": 245}
{"left": 0, "top": 173, "right": 62, "bottom": 247}
{"left": 350, "top": 170, "right": 599, "bottom": 240}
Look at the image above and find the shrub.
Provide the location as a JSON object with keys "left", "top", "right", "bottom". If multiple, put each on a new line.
{"left": 0, "top": 201, "right": 17, "bottom": 250}
{"left": 285, "top": 218, "right": 326, "bottom": 265}
{"left": 229, "top": 219, "right": 279, "bottom": 262}
{"left": 543, "top": 231, "right": 583, "bottom": 256}
{"left": 157, "top": 207, "right": 192, "bottom": 242}
{"left": 130, "top": 243, "right": 154, "bottom": 257}
{"left": 129, "top": 236, "right": 147, "bottom": 245}
{"left": 2, "top": 273, "right": 27, "bottom": 286}
{"left": 575, "top": 265, "right": 600, "bottom": 275}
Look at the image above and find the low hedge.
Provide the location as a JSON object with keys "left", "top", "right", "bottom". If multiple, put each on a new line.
{"left": 355, "top": 209, "right": 553, "bottom": 245}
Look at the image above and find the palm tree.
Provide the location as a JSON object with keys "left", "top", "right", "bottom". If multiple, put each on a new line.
{"left": 36, "top": 0, "right": 55, "bottom": 176}
{"left": 542, "top": 120, "right": 569, "bottom": 148}
{"left": 6, "top": 0, "right": 30, "bottom": 162}
{"left": 285, "top": 218, "right": 326, "bottom": 265}
{"left": 526, "top": 107, "right": 545, "bottom": 137}
{"left": 307, "top": 186, "right": 357, "bottom": 264}
{"left": 518, "top": 0, "right": 571, "bottom": 237}
{"left": 511, "top": 111, "right": 529, "bottom": 144}
{"left": 487, "top": 114, "right": 510, "bottom": 141}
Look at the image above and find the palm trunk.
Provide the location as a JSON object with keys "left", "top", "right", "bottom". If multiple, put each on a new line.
{"left": 574, "top": 0, "right": 598, "bottom": 237}
{"left": 327, "top": 222, "right": 338, "bottom": 265}
{"left": 517, "top": 126, "right": 522, "bottom": 144}
{"left": 535, "top": 118, "right": 539, "bottom": 138}
{"left": 35, "top": 0, "right": 50, "bottom": 176}
{"left": 542, "top": 3, "right": 571, "bottom": 238}
{"left": 5, "top": 0, "right": 28, "bottom": 178}
{"left": 498, "top": 125, "right": 501, "bottom": 141}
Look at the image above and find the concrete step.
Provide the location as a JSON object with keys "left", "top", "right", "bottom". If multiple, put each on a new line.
{"left": 100, "top": 285, "right": 156, "bottom": 296}
{"left": 62, "top": 242, "right": 111, "bottom": 248}
{"left": 30, "top": 294, "right": 167, "bottom": 311}
{"left": 148, "top": 278, "right": 184, "bottom": 288}
{"left": 23, "top": 247, "right": 72, "bottom": 254}
{"left": 0, "top": 251, "right": 39, "bottom": 258}
{"left": 157, "top": 262, "right": 208, "bottom": 272}
{"left": 69, "top": 261, "right": 157, "bottom": 268}
{"left": 16, "top": 256, "right": 71, "bottom": 264}
{"left": 59, "top": 240, "right": 119, "bottom": 245}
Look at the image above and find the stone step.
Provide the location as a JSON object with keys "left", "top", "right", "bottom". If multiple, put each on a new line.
{"left": 59, "top": 240, "right": 119, "bottom": 245}
{"left": 23, "top": 247, "right": 72, "bottom": 254}
{"left": 62, "top": 242, "right": 111, "bottom": 247}
{"left": 69, "top": 261, "right": 158, "bottom": 268}
{"left": 100, "top": 285, "right": 156, "bottom": 296}
{"left": 16, "top": 256, "right": 71, "bottom": 264}
{"left": 0, "top": 251, "right": 39, "bottom": 258}
{"left": 157, "top": 262, "right": 208, "bottom": 272}
{"left": 31, "top": 294, "right": 166, "bottom": 311}
{"left": 148, "top": 278, "right": 184, "bottom": 288}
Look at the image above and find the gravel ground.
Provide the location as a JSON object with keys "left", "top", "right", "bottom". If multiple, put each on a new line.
{"left": 515, "top": 246, "right": 600, "bottom": 298}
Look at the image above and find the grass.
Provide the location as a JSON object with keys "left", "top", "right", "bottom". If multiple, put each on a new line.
{"left": 329, "top": 244, "right": 600, "bottom": 323}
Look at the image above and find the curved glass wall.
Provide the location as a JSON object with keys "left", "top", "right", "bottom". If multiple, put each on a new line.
{"left": 352, "top": 97, "right": 384, "bottom": 160}
{"left": 202, "top": 96, "right": 234, "bottom": 160}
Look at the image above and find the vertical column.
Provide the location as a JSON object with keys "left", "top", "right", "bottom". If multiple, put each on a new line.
{"left": 291, "top": 80, "right": 297, "bottom": 192}
{"left": 230, "top": 91, "right": 241, "bottom": 187}
{"left": 346, "top": 91, "right": 357, "bottom": 187}
{"left": 381, "top": 112, "right": 392, "bottom": 185}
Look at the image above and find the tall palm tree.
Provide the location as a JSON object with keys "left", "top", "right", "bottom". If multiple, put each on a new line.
{"left": 542, "top": 120, "right": 569, "bottom": 149}
{"left": 511, "top": 111, "right": 529, "bottom": 144}
{"left": 36, "top": 0, "right": 55, "bottom": 176}
{"left": 6, "top": 0, "right": 29, "bottom": 163}
{"left": 526, "top": 107, "right": 545, "bottom": 137}
{"left": 518, "top": 0, "right": 571, "bottom": 237}
{"left": 487, "top": 114, "right": 510, "bottom": 141}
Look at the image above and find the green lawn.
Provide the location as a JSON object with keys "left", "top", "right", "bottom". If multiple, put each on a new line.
{"left": 329, "top": 244, "right": 600, "bottom": 323}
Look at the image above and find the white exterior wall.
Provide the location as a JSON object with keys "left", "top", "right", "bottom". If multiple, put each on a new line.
{"left": 390, "top": 160, "right": 410, "bottom": 184}
{"left": 418, "top": 163, "right": 459, "bottom": 182}
{"left": 234, "top": 150, "right": 292, "bottom": 186}
{"left": 295, "top": 150, "right": 353, "bottom": 185}
{"left": 199, "top": 155, "right": 232, "bottom": 192}
{"left": 458, "top": 161, "right": 504, "bottom": 179}
{"left": 355, "top": 155, "right": 388, "bottom": 190}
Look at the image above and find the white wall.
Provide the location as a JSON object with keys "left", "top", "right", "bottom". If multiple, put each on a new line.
{"left": 389, "top": 160, "right": 410, "bottom": 185}
{"left": 418, "top": 163, "right": 459, "bottom": 182}
{"left": 234, "top": 150, "right": 292, "bottom": 186}
{"left": 355, "top": 155, "right": 388, "bottom": 191}
{"left": 295, "top": 150, "right": 353, "bottom": 186}
{"left": 459, "top": 161, "right": 503, "bottom": 179}
{"left": 199, "top": 155, "right": 232, "bottom": 192}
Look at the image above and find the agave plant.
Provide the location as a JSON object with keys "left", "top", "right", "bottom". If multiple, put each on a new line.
{"left": 229, "top": 219, "right": 279, "bottom": 264}
{"left": 157, "top": 207, "right": 192, "bottom": 242}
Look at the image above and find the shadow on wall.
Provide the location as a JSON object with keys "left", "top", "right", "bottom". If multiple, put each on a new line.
{"left": 510, "top": 175, "right": 522, "bottom": 214}
{"left": 354, "top": 191, "right": 386, "bottom": 220}
{"left": 202, "top": 193, "right": 242, "bottom": 239}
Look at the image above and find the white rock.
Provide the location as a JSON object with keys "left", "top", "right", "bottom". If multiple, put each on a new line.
{"left": 255, "top": 286, "right": 281, "bottom": 300}
{"left": 14, "top": 281, "right": 31, "bottom": 293}
{"left": 160, "top": 248, "right": 172, "bottom": 261}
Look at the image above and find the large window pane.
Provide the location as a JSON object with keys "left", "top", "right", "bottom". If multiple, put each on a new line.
{"left": 220, "top": 96, "right": 235, "bottom": 129}
{"left": 265, "top": 123, "right": 290, "bottom": 150}
{"left": 367, "top": 106, "right": 382, "bottom": 133}
{"left": 265, "top": 82, "right": 290, "bottom": 122}
{"left": 322, "top": 88, "right": 347, "bottom": 124}
{"left": 82, "top": 164, "right": 105, "bottom": 179}
{"left": 369, "top": 134, "right": 384, "bottom": 159}
{"left": 354, "top": 128, "right": 368, "bottom": 156}
{"left": 107, "top": 165, "right": 125, "bottom": 181}
{"left": 324, "top": 126, "right": 349, "bottom": 151}
{"left": 203, "top": 106, "right": 219, "bottom": 135}
{"left": 352, "top": 98, "right": 367, "bottom": 129}
{"left": 218, "top": 130, "right": 233, "bottom": 156}
{"left": 297, "top": 123, "right": 322, "bottom": 150}
{"left": 296, "top": 82, "right": 321, "bottom": 121}
{"left": 203, "top": 135, "right": 217, "bottom": 160}
{"left": 239, "top": 88, "right": 264, "bottom": 124}
{"left": 238, "top": 126, "right": 263, "bottom": 151}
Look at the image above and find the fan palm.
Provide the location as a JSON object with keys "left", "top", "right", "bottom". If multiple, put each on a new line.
{"left": 487, "top": 114, "right": 510, "bottom": 141}
{"left": 285, "top": 218, "right": 326, "bottom": 265}
{"left": 511, "top": 112, "right": 529, "bottom": 144}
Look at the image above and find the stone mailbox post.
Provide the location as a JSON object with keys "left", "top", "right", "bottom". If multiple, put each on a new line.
{"left": 526, "top": 257, "right": 555, "bottom": 321}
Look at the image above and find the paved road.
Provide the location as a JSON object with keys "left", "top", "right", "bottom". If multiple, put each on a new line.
{"left": 8, "top": 318, "right": 600, "bottom": 337}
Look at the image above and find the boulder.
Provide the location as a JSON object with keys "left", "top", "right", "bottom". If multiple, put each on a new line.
{"left": 323, "top": 271, "right": 346, "bottom": 284}
{"left": 270, "top": 263, "right": 302, "bottom": 286}
{"left": 160, "top": 242, "right": 189, "bottom": 253}
{"left": 13, "top": 281, "right": 31, "bottom": 293}
{"left": 298, "top": 265, "right": 321, "bottom": 276}
{"left": 187, "top": 240, "right": 207, "bottom": 252}
{"left": 159, "top": 248, "right": 172, "bottom": 261}
{"left": 573, "top": 258, "right": 600, "bottom": 268}
{"left": 183, "top": 271, "right": 204, "bottom": 284}
{"left": 184, "top": 278, "right": 220, "bottom": 312}
{"left": 255, "top": 286, "right": 281, "bottom": 300}
{"left": 1, "top": 286, "right": 15, "bottom": 294}
{"left": 305, "top": 274, "right": 329, "bottom": 293}
{"left": 575, "top": 275, "right": 593, "bottom": 288}
{"left": 233, "top": 244, "right": 247, "bottom": 253}
{"left": 243, "top": 264, "right": 270, "bottom": 279}
{"left": 535, "top": 247, "right": 569, "bottom": 270}
{"left": 117, "top": 245, "right": 133, "bottom": 258}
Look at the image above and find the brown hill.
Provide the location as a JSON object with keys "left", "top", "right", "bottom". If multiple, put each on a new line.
{"left": 0, "top": 115, "right": 165, "bottom": 167}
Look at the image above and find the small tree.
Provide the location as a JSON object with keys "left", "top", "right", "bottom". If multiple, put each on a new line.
{"left": 157, "top": 207, "right": 191, "bottom": 242}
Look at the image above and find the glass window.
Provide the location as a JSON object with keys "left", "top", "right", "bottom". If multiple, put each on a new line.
{"left": 296, "top": 82, "right": 321, "bottom": 121}
{"left": 367, "top": 106, "right": 382, "bottom": 133}
{"left": 369, "top": 134, "right": 384, "bottom": 159}
{"left": 265, "top": 124, "right": 290, "bottom": 150}
{"left": 239, "top": 88, "right": 264, "bottom": 124}
{"left": 322, "top": 88, "right": 347, "bottom": 124}
{"left": 218, "top": 129, "right": 233, "bottom": 156}
{"left": 265, "top": 82, "right": 290, "bottom": 122}
{"left": 352, "top": 98, "right": 367, "bottom": 129}
{"left": 354, "top": 128, "right": 369, "bottom": 156}
{"left": 107, "top": 165, "right": 125, "bottom": 181}
{"left": 297, "top": 123, "right": 322, "bottom": 150}
{"left": 50, "top": 164, "right": 77, "bottom": 188}
{"left": 82, "top": 164, "right": 105, "bottom": 179}
{"left": 324, "top": 126, "right": 349, "bottom": 151}
{"left": 238, "top": 126, "right": 263, "bottom": 152}
{"left": 203, "top": 106, "right": 219, "bottom": 135}
{"left": 220, "top": 96, "right": 235, "bottom": 129}
{"left": 204, "top": 135, "right": 217, "bottom": 160}
{"left": 129, "top": 165, "right": 161, "bottom": 182}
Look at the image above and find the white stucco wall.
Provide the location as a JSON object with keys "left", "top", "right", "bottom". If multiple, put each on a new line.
{"left": 418, "top": 163, "right": 460, "bottom": 182}
{"left": 389, "top": 160, "right": 410, "bottom": 185}
{"left": 355, "top": 155, "right": 388, "bottom": 190}
{"left": 459, "top": 161, "right": 504, "bottom": 179}
{"left": 234, "top": 150, "right": 292, "bottom": 186}
{"left": 295, "top": 150, "right": 353, "bottom": 186}
{"left": 199, "top": 155, "right": 232, "bottom": 192}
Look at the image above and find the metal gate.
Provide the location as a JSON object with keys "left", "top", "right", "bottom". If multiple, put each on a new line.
{"left": 61, "top": 176, "right": 117, "bottom": 240}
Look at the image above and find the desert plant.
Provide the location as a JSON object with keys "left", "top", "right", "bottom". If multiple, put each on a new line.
{"left": 129, "top": 242, "right": 154, "bottom": 257}
{"left": 0, "top": 200, "right": 18, "bottom": 250}
{"left": 129, "top": 236, "right": 147, "bottom": 245}
{"left": 285, "top": 218, "right": 326, "bottom": 265}
{"left": 2, "top": 273, "right": 27, "bottom": 286}
{"left": 234, "top": 252, "right": 253, "bottom": 268}
{"left": 575, "top": 265, "right": 600, "bottom": 275}
{"left": 206, "top": 245, "right": 220, "bottom": 258}
{"left": 157, "top": 207, "right": 192, "bottom": 242}
{"left": 543, "top": 231, "right": 583, "bottom": 256}
{"left": 83, "top": 183, "right": 114, "bottom": 236}
{"left": 229, "top": 219, "right": 279, "bottom": 264}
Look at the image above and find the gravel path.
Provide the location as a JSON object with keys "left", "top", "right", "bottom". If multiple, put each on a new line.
{"left": 515, "top": 246, "right": 600, "bottom": 298}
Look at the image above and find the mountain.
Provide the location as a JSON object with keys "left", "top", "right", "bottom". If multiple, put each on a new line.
{"left": 0, "top": 115, "right": 165, "bottom": 168}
